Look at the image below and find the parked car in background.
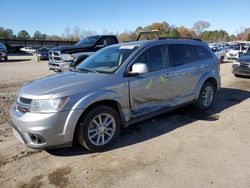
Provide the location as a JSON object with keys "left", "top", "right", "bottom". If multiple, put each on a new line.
{"left": 211, "top": 46, "right": 226, "bottom": 62}
{"left": 35, "top": 47, "right": 50, "bottom": 60}
{"left": 20, "top": 47, "right": 36, "bottom": 54}
{"left": 232, "top": 48, "right": 250, "bottom": 77}
{"left": 10, "top": 38, "right": 220, "bottom": 151}
{"left": 0, "top": 43, "right": 8, "bottom": 61}
{"left": 227, "top": 45, "right": 249, "bottom": 59}
{"left": 48, "top": 35, "right": 119, "bottom": 72}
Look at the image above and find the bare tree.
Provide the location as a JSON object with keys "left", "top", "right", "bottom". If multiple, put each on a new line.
{"left": 192, "top": 21, "right": 210, "bottom": 36}
{"left": 73, "top": 26, "right": 80, "bottom": 40}
{"left": 64, "top": 27, "right": 71, "bottom": 40}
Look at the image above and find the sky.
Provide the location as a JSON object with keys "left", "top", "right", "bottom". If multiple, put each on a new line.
{"left": 0, "top": 0, "right": 250, "bottom": 36}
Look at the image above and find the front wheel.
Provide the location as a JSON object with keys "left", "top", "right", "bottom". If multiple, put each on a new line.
{"left": 196, "top": 82, "right": 216, "bottom": 110}
{"left": 4, "top": 56, "right": 8, "bottom": 61}
{"left": 77, "top": 106, "right": 120, "bottom": 152}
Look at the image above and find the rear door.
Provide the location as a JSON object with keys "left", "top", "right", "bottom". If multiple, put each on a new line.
{"left": 128, "top": 44, "right": 174, "bottom": 116}
{"left": 168, "top": 44, "right": 212, "bottom": 104}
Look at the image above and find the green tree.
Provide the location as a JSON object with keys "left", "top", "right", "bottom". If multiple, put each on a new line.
{"left": 17, "top": 30, "right": 30, "bottom": 39}
{"left": 168, "top": 28, "right": 180, "bottom": 37}
{"left": 47, "top": 35, "right": 62, "bottom": 40}
{"left": 0, "top": 27, "right": 14, "bottom": 39}
{"left": 33, "top": 30, "right": 46, "bottom": 39}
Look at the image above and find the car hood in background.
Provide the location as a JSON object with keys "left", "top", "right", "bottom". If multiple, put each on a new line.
{"left": 238, "top": 55, "right": 250, "bottom": 63}
{"left": 50, "top": 45, "right": 93, "bottom": 54}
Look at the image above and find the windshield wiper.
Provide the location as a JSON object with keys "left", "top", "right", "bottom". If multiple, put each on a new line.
{"left": 76, "top": 68, "right": 98, "bottom": 73}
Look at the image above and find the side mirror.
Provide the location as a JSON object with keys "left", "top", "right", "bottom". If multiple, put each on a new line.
{"left": 128, "top": 63, "right": 148, "bottom": 76}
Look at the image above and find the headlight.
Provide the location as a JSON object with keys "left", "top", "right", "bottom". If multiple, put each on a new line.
{"left": 233, "top": 61, "right": 240, "bottom": 66}
{"left": 29, "top": 97, "right": 68, "bottom": 113}
{"left": 61, "top": 54, "right": 74, "bottom": 61}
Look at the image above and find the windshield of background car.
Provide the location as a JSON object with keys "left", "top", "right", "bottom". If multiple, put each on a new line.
{"left": 76, "top": 45, "right": 139, "bottom": 74}
{"left": 75, "top": 36, "right": 99, "bottom": 46}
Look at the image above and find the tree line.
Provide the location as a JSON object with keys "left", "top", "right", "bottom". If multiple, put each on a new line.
{"left": 1, "top": 21, "right": 250, "bottom": 42}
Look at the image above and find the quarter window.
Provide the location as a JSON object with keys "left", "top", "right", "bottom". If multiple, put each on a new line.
{"left": 194, "top": 45, "right": 213, "bottom": 60}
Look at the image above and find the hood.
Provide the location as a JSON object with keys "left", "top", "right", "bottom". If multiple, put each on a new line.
{"left": 50, "top": 45, "right": 94, "bottom": 54}
{"left": 18, "top": 71, "right": 110, "bottom": 99}
{"left": 238, "top": 55, "right": 250, "bottom": 63}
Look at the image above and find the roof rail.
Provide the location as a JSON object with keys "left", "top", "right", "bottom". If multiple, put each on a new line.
{"left": 159, "top": 37, "right": 202, "bottom": 41}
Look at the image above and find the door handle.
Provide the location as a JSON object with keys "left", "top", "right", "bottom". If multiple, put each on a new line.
{"left": 163, "top": 73, "right": 172, "bottom": 78}
{"left": 195, "top": 66, "right": 202, "bottom": 71}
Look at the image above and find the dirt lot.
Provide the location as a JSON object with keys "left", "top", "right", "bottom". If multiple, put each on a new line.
{"left": 0, "top": 56, "right": 250, "bottom": 188}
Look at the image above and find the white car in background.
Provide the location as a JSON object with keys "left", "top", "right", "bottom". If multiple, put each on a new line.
{"left": 211, "top": 46, "right": 226, "bottom": 62}
{"left": 227, "top": 45, "right": 249, "bottom": 59}
{"left": 20, "top": 47, "right": 36, "bottom": 54}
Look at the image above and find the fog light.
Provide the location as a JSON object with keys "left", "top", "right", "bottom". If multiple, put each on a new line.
{"left": 29, "top": 134, "right": 45, "bottom": 144}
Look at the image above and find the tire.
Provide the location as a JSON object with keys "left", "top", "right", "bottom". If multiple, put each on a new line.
{"left": 77, "top": 106, "right": 120, "bottom": 152}
{"left": 234, "top": 74, "right": 241, "bottom": 78}
{"left": 220, "top": 56, "right": 224, "bottom": 63}
{"left": 196, "top": 82, "right": 216, "bottom": 110}
{"left": 4, "top": 56, "right": 8, "bottom": 61}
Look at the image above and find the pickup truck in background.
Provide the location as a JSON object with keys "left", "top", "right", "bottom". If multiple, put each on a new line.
{"left": 48, "top": 35, "right": 118, "bottom": 72}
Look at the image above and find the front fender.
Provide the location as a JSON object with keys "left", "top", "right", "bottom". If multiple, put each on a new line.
{"left": 62, "top": 89, "right": 129, "bottom": 143}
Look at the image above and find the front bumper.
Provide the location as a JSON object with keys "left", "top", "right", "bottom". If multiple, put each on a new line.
{"left": 228, "top": 53, "right": 239, "bottom": 59}
{"left": 48, "top": 61, "right": 71, "bottom": 72}
{"left": 232, "top": 64, "right": 250, "bottom": 76}
{"left": 9, "top": 104, "right": 80, "bottom": 148}
{"left": 0, "top": 51, "right": 7, "bottom": 58}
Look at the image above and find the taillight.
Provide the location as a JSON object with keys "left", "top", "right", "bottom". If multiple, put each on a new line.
{"left": 218, "top": 60, "right": 221, "bottom": 65}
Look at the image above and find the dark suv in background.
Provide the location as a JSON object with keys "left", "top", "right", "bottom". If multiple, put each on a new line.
{"left": 0, "top": 43, "right": 8, "bottom": 61}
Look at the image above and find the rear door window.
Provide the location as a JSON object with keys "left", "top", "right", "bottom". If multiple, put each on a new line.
{"left": 168, "top": 44, "right": 197, "bottom": 66}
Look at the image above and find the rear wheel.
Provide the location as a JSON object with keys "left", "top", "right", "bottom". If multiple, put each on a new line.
{"left": 220, "top": 56, "right": 224, "bottom": 63}
{"left": 196, "top": 82, "right": 215, "bottom": 110}
{"left": 77, "top": 106, "right": 120, "bottom": 152}
{"left": 234, "top": 74, "right": 241, "bottom": 78}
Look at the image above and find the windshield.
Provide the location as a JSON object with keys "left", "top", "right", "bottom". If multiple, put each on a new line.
{"left": 76, "top": 45, "right": 139, "bottom": 74}
{"left": 75, "top": 36, "right": 99, "bottom": 46}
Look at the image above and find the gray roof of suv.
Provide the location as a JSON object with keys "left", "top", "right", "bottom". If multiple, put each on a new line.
{"left": 117, "top": 39, "right": 207, "bottom": 49}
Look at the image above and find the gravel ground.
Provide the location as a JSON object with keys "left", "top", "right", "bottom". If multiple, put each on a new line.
{"left": 0, "top": 56, "right": 250, "bottom": 188}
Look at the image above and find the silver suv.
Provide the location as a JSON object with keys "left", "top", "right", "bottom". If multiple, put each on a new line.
{"left": 10, "top": 39, "right": 221, "bottom": 151}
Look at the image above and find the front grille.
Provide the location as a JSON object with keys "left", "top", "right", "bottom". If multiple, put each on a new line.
{"left": 240, "top": 63, "right": 250, "bottom": 68}
{"left": 49, "top": 51, "right": 61, "bottom": 61}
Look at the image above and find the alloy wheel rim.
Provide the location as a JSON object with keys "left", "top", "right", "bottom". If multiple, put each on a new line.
{"left": 202, "top": 86, "right": 214, "bottom": 107}
{"left": 88, "top": 113, "right": 116, "bottom": 146}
